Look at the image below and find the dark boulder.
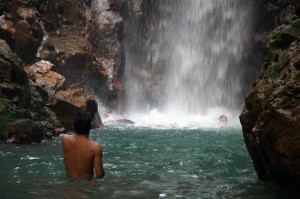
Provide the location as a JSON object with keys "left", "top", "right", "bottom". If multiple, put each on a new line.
{"left": 8, "top": 119, "right": 46, "bottom": 144}
{"left": 48, "top": 88, "right": 102, "bottom": 130}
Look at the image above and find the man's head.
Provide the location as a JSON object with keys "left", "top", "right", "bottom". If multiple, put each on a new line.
{"left": 74, "top": 109, "right": 92, "bottom": 135}
{"left": 219, "top": 115, "right": 228, "bottom": 124}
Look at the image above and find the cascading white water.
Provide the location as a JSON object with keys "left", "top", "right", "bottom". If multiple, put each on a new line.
{"left": 124, "top": 0, "right": 252, "bottom": 113}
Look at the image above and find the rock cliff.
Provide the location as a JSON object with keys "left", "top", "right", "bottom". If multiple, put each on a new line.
{"left": 240, "top": 1, "right": 300, "bottom": 184}
{"left": 0, "top": 0, "right": 144, "bottom": 143}
{"left": 0, "top": 0, "right": 106, "bottom": 143}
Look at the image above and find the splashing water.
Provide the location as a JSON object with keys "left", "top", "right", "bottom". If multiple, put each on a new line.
{"left": 123, "top": 0, "right": 253, "bottom": 124}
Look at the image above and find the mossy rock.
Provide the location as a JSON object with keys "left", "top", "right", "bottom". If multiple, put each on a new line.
{"left": 0, "top": 40, "right": 22, "bottom": 69}
{"left": 0, "top": 39, "right": 28, "bottom": 85}
{"left": 269, "top": 32, "right": 298, "bottom": 49}
{"left": 261, "top": 49, "right": 290, "bottom": 80}
{"left": 0, "top": 98, "right": 17, "bottom": 141}
{"left": 263, "top": 50, "right": 281, "bottom": 70}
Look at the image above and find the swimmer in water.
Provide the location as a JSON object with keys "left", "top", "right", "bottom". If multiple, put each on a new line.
{"left": 219, "top": 115, "right": 228, "bottom": 124}
{"left": 62, "top": 109, "right": 105, "bottom": 180}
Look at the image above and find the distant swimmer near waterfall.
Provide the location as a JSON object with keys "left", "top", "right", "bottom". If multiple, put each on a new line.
{"left": 219, "top": 115, "right": 228, "bottom": 124}
{"left": 62, "top": 109, "right": 105, "bottom": 180}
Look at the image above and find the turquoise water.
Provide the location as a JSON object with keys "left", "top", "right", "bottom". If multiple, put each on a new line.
{"left": 0, "top": 127, "right": 296, "bottom": 198}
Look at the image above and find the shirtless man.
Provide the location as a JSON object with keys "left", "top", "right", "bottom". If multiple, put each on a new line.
{"left": 62, "top": 109, "right": 105, "bottom": 180}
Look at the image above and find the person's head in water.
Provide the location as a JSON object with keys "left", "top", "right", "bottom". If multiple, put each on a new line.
{"left": 74, "top": 109, "right": 92, "bottom": 135}
{"left": 219, "top": 115, "right": 228, "bottom": 124}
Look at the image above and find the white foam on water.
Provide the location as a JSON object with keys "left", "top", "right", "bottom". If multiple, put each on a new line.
{"left": 101, "top": 106, "right": 241, "bottom": 130}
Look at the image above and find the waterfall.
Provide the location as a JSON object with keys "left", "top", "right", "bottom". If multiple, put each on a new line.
{"left": 124, "top": 0, "right": 253, "bottom": 117}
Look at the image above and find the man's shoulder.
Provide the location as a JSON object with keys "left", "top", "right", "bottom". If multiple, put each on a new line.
{"left": 90, "top": 140, "right": 102, "bottom": 151}
{"left": 62, "top": 133, "right": 76, "bottom": 143}
{"left": 62, "top": 133, "right": 73, "bottom": 139}
{"left": 90, "top": 140, "right": 101, "bottom": 147}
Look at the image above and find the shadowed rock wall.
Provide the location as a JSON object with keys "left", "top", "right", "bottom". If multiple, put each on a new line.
{"left": 240, "top": 0, "right": 300, "bottom": 185}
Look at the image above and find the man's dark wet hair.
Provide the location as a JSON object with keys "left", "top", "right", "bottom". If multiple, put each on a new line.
{"left": 74, "top": 109, "right": 92, "bottom": 135}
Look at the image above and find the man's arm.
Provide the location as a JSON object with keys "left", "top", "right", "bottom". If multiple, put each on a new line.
{"left": 94, "top": 144, "right": 105, "bottom": 178}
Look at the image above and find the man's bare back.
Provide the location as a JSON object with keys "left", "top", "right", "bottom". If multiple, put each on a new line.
{"left": 62, "top": 110, "right": 105, "bottom": 180}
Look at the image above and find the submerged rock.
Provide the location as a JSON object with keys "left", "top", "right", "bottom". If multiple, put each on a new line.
{"left": 112, "top": 119, "right": 135, "bottom": 126}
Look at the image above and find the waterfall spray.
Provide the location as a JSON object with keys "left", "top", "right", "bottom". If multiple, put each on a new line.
{"left": 124, "top": 0, "right": 252, "bottom": 116}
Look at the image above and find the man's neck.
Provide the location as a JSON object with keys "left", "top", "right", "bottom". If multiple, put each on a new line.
{"left": 75, "top": 133, "right": 89, "bottom": 138}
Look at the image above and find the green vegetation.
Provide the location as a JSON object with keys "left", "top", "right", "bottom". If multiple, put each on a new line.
{"left": 272, "top": 51, "right": 289, "bottom": 78}
{"left": 263, "top": 50, "right": 280, "bottom": 70}
{"left": 262, "top": 49, "right": 290, "bottom": 80}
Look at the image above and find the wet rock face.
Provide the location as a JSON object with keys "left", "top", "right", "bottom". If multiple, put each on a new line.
{"left": 0, "top": 1, "right": 44, "bottom": 64}
{"left": 240, "top": 2, "right": 300, "bottom": 184}
{"left": 0, "top": 0, "right": 128, "bottom": 111}
{"left": 90, "top": 0, "right": 125, "bottom": 64}
{"left": 38, "top": 33, "right": 109, "bottom": 94}
{"left": 0, "top": 1, "right": 106, "bottom": 142}
{"left": 39, "top": 34, "right": 94, "bottom": 81}
{"left": 87, "top": 0, "right": 128, "bottom": 109}
{"left": 0, "top": 39, "right": 29, "bottom": 102}
{"left": 26, "top": 60, "right": 65, "bottom": 100}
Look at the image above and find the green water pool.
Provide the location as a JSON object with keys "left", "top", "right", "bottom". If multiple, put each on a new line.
{"left": 0, "top": 127, "right": 296, "bottom": 198}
